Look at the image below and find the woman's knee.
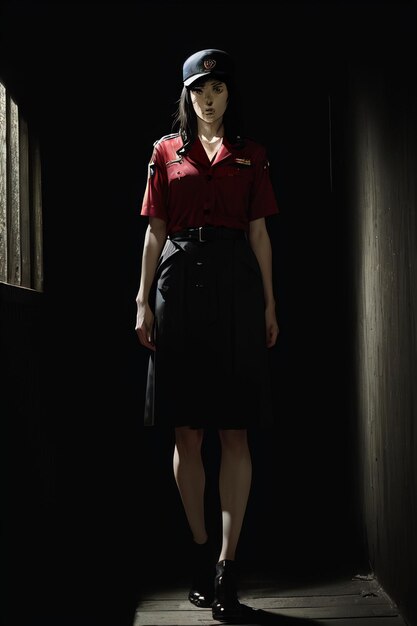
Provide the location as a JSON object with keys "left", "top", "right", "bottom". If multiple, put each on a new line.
{"left": 175, "top": 427, "right": 204, "bottom": 456}
{"left": 218, "top": 428, "right": 248, "bottom": 453}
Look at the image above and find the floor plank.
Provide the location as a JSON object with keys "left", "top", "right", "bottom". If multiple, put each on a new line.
{"left": 133, "top": 572, "right": 408, "bottom": 626}
{"left": 134, "top": 613, "right": 406, "bottom": 626}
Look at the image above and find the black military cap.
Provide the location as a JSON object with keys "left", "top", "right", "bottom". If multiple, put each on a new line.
{"left": 182, "top": 48, "right": 234, "bottom": 87}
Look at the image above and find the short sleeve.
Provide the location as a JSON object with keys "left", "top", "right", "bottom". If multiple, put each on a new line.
{"left": 248, "top": 145, "right": 279, "bottom": 221}
{"left": 140, "top": 143, "right": 169, "bottom": 222}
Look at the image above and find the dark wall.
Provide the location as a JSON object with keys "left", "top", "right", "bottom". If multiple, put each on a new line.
{"left": 1, "top": 2, "right": 415, "bottom": 625}
{"left": 332, "top": 10, "right": 417, "bottom": 625}
{"left": 1, "top": 284, "right": 54, "bottom": 626}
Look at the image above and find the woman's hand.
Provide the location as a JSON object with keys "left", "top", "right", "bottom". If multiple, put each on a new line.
{"left": 135, "top": 218, "right": 167, "bottom": 352}
{"left": 265, "top": 304, "right": 279, "bottom": 348}
{"left": 136, "top": 301, "right": 156, "bottom": 351}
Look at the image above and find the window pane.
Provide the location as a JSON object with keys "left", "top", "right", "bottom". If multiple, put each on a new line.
{"left": 20, "top": 115, "right": 31, "bottom": 287}
{"left": 0, "top": 82, "right": 6, "bottom": 282}
{"left": 31, "top": 140, "right": 43, "bottom": 292}
{"left": 8, "top": 96, "right": 21, "bottom": 285}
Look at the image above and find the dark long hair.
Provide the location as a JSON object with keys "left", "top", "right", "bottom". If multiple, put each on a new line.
{"left": 172, "top": 74, "right": 245, "bottom": 155}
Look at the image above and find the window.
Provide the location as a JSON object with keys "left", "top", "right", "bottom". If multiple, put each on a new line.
{"left": 0, "top": 80, "right": 43, "bottom": 291}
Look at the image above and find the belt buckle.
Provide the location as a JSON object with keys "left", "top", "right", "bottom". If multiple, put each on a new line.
{"left": 198, "top": 226, "right": 206, "bottom": 242}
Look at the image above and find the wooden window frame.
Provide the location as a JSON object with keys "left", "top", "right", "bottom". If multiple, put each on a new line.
{"left": 0, "top": 80, "right": 43, "bottom": 292}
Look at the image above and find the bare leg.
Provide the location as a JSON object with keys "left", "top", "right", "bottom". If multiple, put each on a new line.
{"left": 218, "top": 429, "right": 252, "bottom": 561}
{"left": 173, "top": 427, "right": 207, "bottom": 544}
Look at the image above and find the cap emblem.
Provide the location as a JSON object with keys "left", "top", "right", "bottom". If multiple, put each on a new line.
{"left": 203, "top": 58, "right": 216, "bottom": 70}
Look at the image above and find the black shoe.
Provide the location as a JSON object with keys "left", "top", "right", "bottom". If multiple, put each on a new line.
{"left": 212, "top": 559, "right": 246, "bottom": 622}
{"left": 188, "top": 540, "right": 215, "bottom": 608}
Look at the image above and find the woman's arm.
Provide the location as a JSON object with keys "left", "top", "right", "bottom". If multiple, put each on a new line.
{"left": 135, "top": 217, "right": 167, "bottom": 350}
{"left": 248, "top": 217, "right": 279, "bottom": 348}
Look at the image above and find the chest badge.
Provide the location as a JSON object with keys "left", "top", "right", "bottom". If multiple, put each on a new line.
{"left": 234, "top": 157, "right": 251, "bottom": 166}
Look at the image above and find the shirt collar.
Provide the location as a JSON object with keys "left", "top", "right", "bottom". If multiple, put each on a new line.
{"left": 187, "top": 136, "right": 233, "bottom": 167}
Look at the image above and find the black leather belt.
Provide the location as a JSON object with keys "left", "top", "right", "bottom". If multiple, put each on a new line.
{"left": 169, "top": 226, "right": 246, "bottom": 242}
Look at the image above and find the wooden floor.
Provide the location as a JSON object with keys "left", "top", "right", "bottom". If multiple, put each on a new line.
{"left": 133, "top": 571, "right": 408, "bottom": 626}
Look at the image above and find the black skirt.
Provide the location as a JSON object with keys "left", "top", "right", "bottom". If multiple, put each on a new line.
{"left": 144, "top": 236, "right": 274, "bottom": 429}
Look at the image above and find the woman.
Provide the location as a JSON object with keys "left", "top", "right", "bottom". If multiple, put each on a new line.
{"left": 135, "top": 48, "right": 279, "bottom": 622}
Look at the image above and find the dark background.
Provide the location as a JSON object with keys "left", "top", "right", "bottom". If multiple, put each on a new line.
{"left": 1, "top": 2, "right": 416, "bottom": 625}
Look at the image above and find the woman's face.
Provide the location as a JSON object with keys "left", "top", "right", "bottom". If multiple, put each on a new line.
{"left": 190, "top": 79, "right": 229, "bottom": 125}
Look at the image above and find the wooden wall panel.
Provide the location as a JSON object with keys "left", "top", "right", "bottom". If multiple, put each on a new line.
{"left": 342, "top": 59, "right": 417, "bottom": 626}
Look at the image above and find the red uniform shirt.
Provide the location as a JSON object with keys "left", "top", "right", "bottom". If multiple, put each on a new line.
{"left": 140, "top": 133, "right": 279, "bottom": 235}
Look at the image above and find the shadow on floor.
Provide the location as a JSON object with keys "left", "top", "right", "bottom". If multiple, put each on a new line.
{"left": 214, "top": 602, "right": 321, "bottom": 625}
